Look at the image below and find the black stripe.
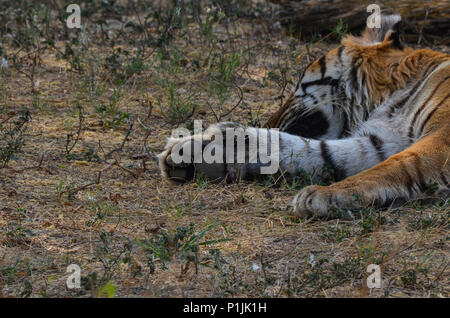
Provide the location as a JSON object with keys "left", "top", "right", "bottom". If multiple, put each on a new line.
{"left": 301, "top": 76, "right": 339, "bottom": 91}
{"left": 388, "top": 63, "right": 439, "bottom": 118}
{"left": 360, "top": 73, "right": 366, "bottom": 107}
{"left": 303, "top": 189, "right": 317, "bottom": 205}
{"left": 440, "top": 174, "right": 449, "bottom": 187}
{"left": 421, "top": 62, "right": 439, "bottom": 78}
{"left": 388, "top": 94, "right": 410, "bottom": 118}
{"left": 362, "top": 105, "right": 370, "bottom": 121}
{"left": 369, "top": 135, "right": 385, "bottom": 162}
{"left": 349, "top": 97, "right": 355, "bottom": 125}
{"left": 418, "top": 93, "right": 450, "bottom": 136}
{"left": 308, "top": 93, "right": 319, "bottom": 105}
{"left": 339, "top": 110, "right": 349, "bottom": 138}
{"left": 320, "top": 141, "right": 346, "bottom": 181}
{"left": 318, "top": 56, "right": 326, "bottom": 78}
{"left": 408, "top": 76, "right": 450, "bottom": 139}
{"left": 350, "top": 62, "right": 360, "bottom": 91}
{"left": 331, "top": 103, "right": 337, "bottom": 114}
{"left": 294, "top": 79, "right": 300, "bottom": 91}
{"left": 278, "top": 99, "right": 303, "bottom": 127}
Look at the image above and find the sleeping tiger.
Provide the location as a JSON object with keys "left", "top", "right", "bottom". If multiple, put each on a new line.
{"left": 158, "top": 13, "right": 450, "bottom": 218}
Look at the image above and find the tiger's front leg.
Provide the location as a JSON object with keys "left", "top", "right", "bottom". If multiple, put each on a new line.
{"left": 159, "top": 121, "right": 405, "bottom": 186}
{"left": 158, "top": 123, "right": 281, "bottom": 183}
{"left": 293, "top": 129, "right": 449, "bottom": 218}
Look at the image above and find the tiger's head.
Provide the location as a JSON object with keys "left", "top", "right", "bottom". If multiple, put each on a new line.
{"left": 267, "top": 13, "right": 413, "bottom": 139}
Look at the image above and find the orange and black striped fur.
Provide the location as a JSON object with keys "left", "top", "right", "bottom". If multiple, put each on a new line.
{"left": 159, "top": 14, "right": 449, "bottom": 218}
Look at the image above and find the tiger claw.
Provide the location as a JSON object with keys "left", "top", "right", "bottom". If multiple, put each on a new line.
{"left": 291, "top": 185, "right": 330, "bottom": 218}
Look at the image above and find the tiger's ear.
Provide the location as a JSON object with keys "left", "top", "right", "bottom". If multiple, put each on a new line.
{"left": 361, "top": 13, "right": 403, "bottom": 49}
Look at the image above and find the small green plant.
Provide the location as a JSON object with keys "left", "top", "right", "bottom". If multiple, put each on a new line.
{"left": 332, "top": 19, "right": 349, "bottom": 40}
{"left": 32, "top": 91, "right": 47, "bottom": 110}
{"left": 95, "top": 89, "right": 130, "bottom": 129}
{"left": 81, "top": 271, "right": 118, "bottom": 298}
{"left": 407, "top": 210, "right": 449, "bottom": 231}
{"left": 139, "top": 222, "right": 232, "bottom": 274}
{"left": 359, "top": 208, "right": 386, "bottom": 234}
{"left": 267, "top": 62, "right": 292, "bottom": 106}
{"left": 323, "top": 225, "right": 353, "bottom": 243}
{"left": 65, "top": 105, "right": 84, "bottom": 158}
{"left": 5, "top": 223, "right": 33, "bottom": 246}
{"left": 208, "top": 51, "right": 242, "bottom": 104}
{"left": 1, "top": 257, "right": 32, "bottom": 291}
{"left": 199, "top": 10, "right": 216, "bottom": 42}
{"left": 96, "top": 281, "right": 117, "bottom": 298}
{"left": 80, "top": 72, "right": 105, "bottom": 105}
{"left": 80, "top": 228, "right": 132, "bottom": 297}
{"left": 161, "top": 46, "right": 185, "bottom": 75}
{"left": 150, "top": 2, "right": 188, "bottom": 49}
{"left": 400, "top": 269, "right": 417, "bottom": 286}
{"left": 287, "top": 170, "right": 313, "bottom": 190}
{"left": 1, "top": 82, "right": 7, "bottom": 113}
{"left": 85, "top": 195, "right": 119, "bottom": 229}
{"left": 104, "top": 49, "right": 147, "bottom": 85}
{"left": 0, "top": 108, "right": 31, "bottom": 168}
{"left": 62, "top": 39, "right": 86, "bottom": 73}
{"left": 291, "top": 254, "right": 364, "bottom": 296}
{"left": 156, "top": 80, "right": 198, "bottom": 125}
{"left": 247, "top": 109, "right": 262, "bottom": 127}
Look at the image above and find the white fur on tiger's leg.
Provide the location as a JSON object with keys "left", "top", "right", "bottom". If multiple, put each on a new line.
{"left": 159, "top": 120, "right": 405, "bottom": 185}
{"left": 275, "top": 122, "right": 406, "bottom": 182}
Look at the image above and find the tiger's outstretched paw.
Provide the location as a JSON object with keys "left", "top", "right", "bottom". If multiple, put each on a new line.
{"left": 158, "top": 134, "right": 228, "bottom": 183}
{"left": 291, "top": 185, "right": 332, "bottom": 218}
{"left": 291, "top": 184, "right": 371, "bottom": 219}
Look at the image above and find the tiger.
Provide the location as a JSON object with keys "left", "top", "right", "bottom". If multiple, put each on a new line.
{"left": 158, "top": 13, "right": 450, "bottom": 219}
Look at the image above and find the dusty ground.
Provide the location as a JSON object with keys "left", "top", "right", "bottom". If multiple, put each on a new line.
{"left": 0, "top": 2, "right": 448, "bottom": 298}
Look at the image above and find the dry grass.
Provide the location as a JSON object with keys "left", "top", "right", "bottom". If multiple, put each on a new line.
{"left": 0, "top": 1, "right": 448, "bottom": 298}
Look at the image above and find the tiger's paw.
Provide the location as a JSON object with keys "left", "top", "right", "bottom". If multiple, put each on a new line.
{"left": 291, "top": 184, "right": 367, "bottom": 219}
{"left": 158, "top": 135, "right": 225, "bottom": 183}
{"left": 291, "top": 185, "right": 332, "bottom": 218}
{"left": 158, "top": 123, "right": 248, "bottom": 183}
